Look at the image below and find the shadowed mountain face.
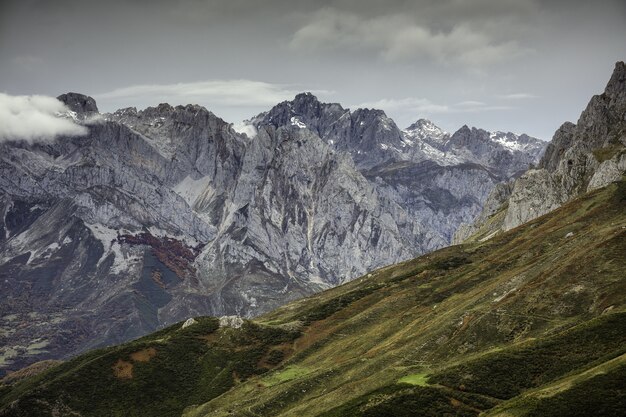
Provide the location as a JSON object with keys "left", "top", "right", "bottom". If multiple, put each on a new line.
{"left": 0, "top": 91, "right": 543, "bottom": 375}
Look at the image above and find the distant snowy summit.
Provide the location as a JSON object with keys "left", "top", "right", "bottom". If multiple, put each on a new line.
{"left": 251, "top": 93, "right": 545, "bottom": 175}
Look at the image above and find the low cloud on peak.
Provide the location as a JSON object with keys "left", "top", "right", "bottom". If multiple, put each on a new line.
{"left": 0, "top": 93, "right": 88, "bottom": 142}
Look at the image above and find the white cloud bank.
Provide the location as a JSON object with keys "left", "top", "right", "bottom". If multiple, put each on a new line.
{"left": 96, "top": 79, "right": 332, "bottom": 108}
{"left": 290, "top": 8, "right": 530, "bottom": 68}
{"left": 497, "top": 93, "right": 538, "bottom": 100}
{"left": 352, "top": 97, "right": 512, "bottom": 116}
{"left": 0, "top": 93, "right": 88, "bottom": 142}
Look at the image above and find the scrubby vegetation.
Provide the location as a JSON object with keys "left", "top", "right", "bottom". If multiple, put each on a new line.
{"left": 1, "top": 180, "right": 625, "bottom": 417}
{"left": 318, "top": 384, "right": 495, "bottom": 417}
{"left": 0, "top": 318, "right": 300, "bottom": 417}
{"left": 432, "top": 312, "right": 626, "bottom": 399}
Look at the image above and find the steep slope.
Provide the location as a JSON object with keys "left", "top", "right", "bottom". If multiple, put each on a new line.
{"left": 0, "top": 87, "right": 546, "bottom": 376}
{"left": 2, "top": 175, "right": 624, "bottom": 417}
{"left": 254, "top": 94, "right": 545, "bottom": 244}
{"left": 455, "top": 61, "right": 626, "bottom": 243}
{"left": 0, "top": 96, "right": 427, "bottom": 376}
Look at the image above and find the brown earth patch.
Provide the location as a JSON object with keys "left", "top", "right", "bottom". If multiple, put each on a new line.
{"left": 130, "top": 347, "right": 157, "bottom": 362}
{"left": 112, "top": 359, "right": 133, "bottom": 379}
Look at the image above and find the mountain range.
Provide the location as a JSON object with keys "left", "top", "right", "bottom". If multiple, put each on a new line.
{"left": 0, "top": 61, "right": 624, "bottom": 417}
{"left": 1, "top": 79, "right": 545, "bottom": 374}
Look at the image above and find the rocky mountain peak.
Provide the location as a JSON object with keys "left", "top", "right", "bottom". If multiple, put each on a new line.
{"left": 133, "top": 102, "right": 226, "bottom": 130}
{"left": 605, "top": 61, "right": 626, "bottom": 99}
{"left": 350, "top": 108, "right": 400, "bottom": 137}
{"left": 57, "top": 92, "right": 99, "bottom": 115}
{"left": 457, "top": 61, "right": 626, "bottom": 241}
{"left": 539, "top": 61, "right": 626, "bottom": 172}
{"left": 406, "top": 118, "right": 436, "bottom": 130}
{"left": 539, "top": 121, "right": 576, "bottom": 171}
{"left": 254, "top": 93, "right": 348, "bottom": 136}
{"left": 292, "top": 91, "right": 322, "bottom": 108}
{"left": 449, "top": 125, "right": 485, "bottom": 145}
{"left": 351, "top": 107, "right": 389, "bottom": 121}
{"left": 404, "top": 119, "right": 449, "bottom": 142}
{"left": 153, "top": 102, "right": 176, "bottom": 114}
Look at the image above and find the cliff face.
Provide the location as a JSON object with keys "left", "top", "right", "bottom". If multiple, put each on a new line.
{"left": 0, "top": 91, "right": 544, "bottom": 375}
{"left": 254, "top": 95, "right": 545, "bottom": 244}
{"left": 0, "top": 98, "right": 419, "bottom": 375}
{"left": 455, "top": 61, "right": 626, "bottom": 243}
{"left": 504, "top": 61, "right": 626, "bottom": 231}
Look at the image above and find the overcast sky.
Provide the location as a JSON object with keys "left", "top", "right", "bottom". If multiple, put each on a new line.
{"left": 1, "top": 0, "right": 625, "bottom": 140}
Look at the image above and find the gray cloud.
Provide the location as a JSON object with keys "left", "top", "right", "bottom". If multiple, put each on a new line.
{"left": 1, "top": 0, "right": 625, "bottom": 140}
{"left": 0, "top": 93, "right": 87, "bottom": 142}
{"left": 497, "top": 93, "right": 538, "bottom": 100}
{"left": 289, "top": 8, "right": 530, "bottom": 68}
{"left": 12, "top": 55, "right": 45, "bottom": 72}
{"left": 352, "top": 97, "right": 512, "bottom": 127}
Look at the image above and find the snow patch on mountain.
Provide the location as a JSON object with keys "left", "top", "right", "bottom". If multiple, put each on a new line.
{"left": 290, "top": 116, "right": 307, "bottom": 129}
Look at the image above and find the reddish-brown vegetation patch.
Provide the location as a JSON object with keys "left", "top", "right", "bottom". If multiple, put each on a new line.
{"left": 118, "top": 232, "right": 205, "bottom": 279}
{"left": 130, "top": 347, "right": 157, "bottom": 363}
{"left": 112, "top": 359, "right": 133, "bottom": 379}
{"left": 151, "top": 270, "right": 166, "bottom": 288}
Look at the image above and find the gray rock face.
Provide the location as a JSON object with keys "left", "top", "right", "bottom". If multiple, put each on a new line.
{"left": 252, "top": 93, "right": 408, "bottom": 170}
{"left": 254, "top": 95, "right": 545, "bottom": 245}
{"left": 0, "top": 91, "right": 545, "bottom": 376}
{"left": 539, "top": 122, "right": 576, "bottom": 172}
{"left": 503, "top": 61, "right": 626, "bottom": 230}
{"left": 0, "top": 97, "right": 415, "bottom": 375}
{"left": 445, "top": 126, "right": 545, "bottom": 178}
{"left": 457, "top": 61, "right": 626, "bottom": 240}
{"left": 588, "top": 154, "right": 626, "bottom": 191}
{"left": 452, "top": 180, "right": 514, "bottom": 244}
{"left": 57, "top": 93, "right": 99, "bottom": 116}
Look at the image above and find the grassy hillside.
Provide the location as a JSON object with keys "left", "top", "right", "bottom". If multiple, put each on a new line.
{"left": 1, "top": 178, "right": 625, "bottom": 416}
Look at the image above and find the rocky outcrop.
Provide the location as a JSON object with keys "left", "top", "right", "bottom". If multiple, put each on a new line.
{"left": 503, "top": 61, "right": 626, "bottom": 230}
{"left": 588, "top": 154, "right": 626, "bottom": 191}
{"left": 218, "top": 316, "right": 244, "bottom": 329}
{"left": 57, "top": 92, "right": 99, "bottom": 117}
{"left": 457, "top": 61, "right": 626, "bottom": 241}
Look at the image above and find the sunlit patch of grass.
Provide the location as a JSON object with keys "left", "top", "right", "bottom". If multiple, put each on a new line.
{"left": 261, "top": 365, "right": 310, "bottom": 386}
{"left": 398, "top": 373, "right": 429, "bottom": 386}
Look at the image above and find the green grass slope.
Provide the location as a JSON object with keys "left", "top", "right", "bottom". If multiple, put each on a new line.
{"left": 1, "top": 179, "right": 625, "bottom": 417}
